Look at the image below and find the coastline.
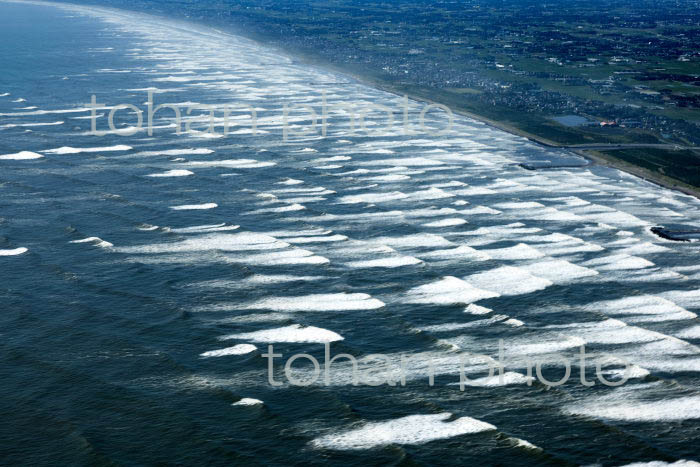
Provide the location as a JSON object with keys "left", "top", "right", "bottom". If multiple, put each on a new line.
{"left": 278, "top": 49, "right": 700, "bottom": 201}
{"left": 39, "top": 0, "right": 700, "bottom": 201}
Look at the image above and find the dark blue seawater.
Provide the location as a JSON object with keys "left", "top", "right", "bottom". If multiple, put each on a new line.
{"left": 1, "top": 2, "right": 700, "bottom": 465}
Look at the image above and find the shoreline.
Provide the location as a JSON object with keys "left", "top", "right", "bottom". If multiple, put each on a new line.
{"left": 280, "top": 49, "right": 700, "bottom": 201}
{"left": 39, "top": 1, "right": 700, "bottom": 201}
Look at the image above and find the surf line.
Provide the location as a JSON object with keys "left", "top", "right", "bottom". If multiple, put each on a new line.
{"left": 86, "top": 91, "right": 453, "bottom": 141}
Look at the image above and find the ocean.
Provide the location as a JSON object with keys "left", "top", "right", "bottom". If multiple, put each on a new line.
{"left": 1, "top": 1, "right": 700, "bottom": 465}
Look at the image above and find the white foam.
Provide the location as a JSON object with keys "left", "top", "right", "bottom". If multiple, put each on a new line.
{"left": 602, "top": 365, "right": 651, "bottom": 380}
{"left": 315, "top": 155, "right": 350, "bottom": 162}
{"left": 494, "top": 201, "right": 545, "bottom": 210}
{"left": 521, "top": 260, "right": 598, "bottom": 283}
{"left": 1, "top": 120, "right": 63, "bottom": 128}
{"left": 346, "top": 256, "right": 423, "bottom": 268}
{"left": 535, "top": 208, "right": 582, "bottom": 222}
{"left": 279, "top": 234, "right": 347, "bottom": 244}
{"left": 0, "top": 151, "right": 44, "bottom": 160}
{"left": 214, "top": 312, "right": 294, "bottom": 324}
{"left": 221, "top": 324, "right": 344, "bottom": 343}
{"left": 466, "top": 266, "right": 552, "bottom": 296}
{"left": 366, "top": 174, "right": 411, "bottom": 182}
{"left": 236, "top": 249, "right": 330, "bottom": 266}
{"left": 456, "top": 372, "right": 533, "bottom": 387}
{"left": 430, "top": 181, "right": 467, "bottom": 188}
{"left": 408, "top": 187, "right": 454, "bottom": 200}
{"left": 301, "top": 211, "right": 404, "bottom": 224}
{"left": 338, "top": 191, "right": 408, "bottom": 204}
{"left": 0, "top": 247, "right": 28, "bottom": 256}
{"left": 465, "top": 304, "right": 493, "bottom": 315}
{"left": 481, "top": 243, "right": 544, "bottom": 260}
{"left": 247, "top": 203, "right": 305, "bottom": 214}
{"left": 278, "top": 178, "right": 304, "bottom": 185}
{"left": 577, "top": 209, "right": 649, "bottom": 228}
{"left": 404, "top": 207, "right": 458, "bottom": 218}
{"left": 43, "top": 145, "right": 132, "bottom": 154}
{"left": 418, "top": 245, "right": 491, "bottom": 262}
{"left": 618, "top": 242, "right": 670, "bottom": 255}
{"left": 170, "top": 224, "right": 239, "bottom": 233}
{"left": 583, "top": 254, "right": 654, "bottom": 271}
{"left": 184, "top": 159, "right": 275, "bottom": 169}
{"left": 200, "top": 344, "right": 257, "bottom": 357}
{"left": 169, "top": 202, "right": 218, "bottom": 210}
{"left": 661, "top": 289, "right": 700, "bottom": 309}
{"left": 372, "top": 234, "right": 453, "bottom": 249}
{"left": 69, "top": 237, "right": 113, "bottom": 248}
{"left": 260, "top": 228, "right": 331, "bottom": 237}
{"left": 452, "top": 186, "right": 497, "bottom": 196}
{"left": 243, "top": 275, "right": 326, "bottom": 284}
{"left": 277, "top": 198, "right": 327, "bottom": 206}
{"left": 231, "top": 398, "right": 263, "bottom": 406}
{"left": 137, "top": 148, "right": 214, "bottom": 156}
{"left": 522, "top": 232, "right": 583, "bottom": 244}
{"left": 623, "top": 267, "right": 686, "bottom": 283}
{"left": 418, "top": 316, "right": 507, "bottom": 332}
{"left": 116, "top": 232, "right": 285, "bottom": 254}
{"left": 608, "top": 238, "right": 639, "bottom": 247}
{"left": 583, "top": 295, "right": 696, "bottom": 322}
{"left": 564, "top": 394, "right": 700, "bottom": 422}
{"left": 361, "top": 157, "right": 445, "bottom": 167}
{"left": 634, "top": 338, "right": 700, "bottom": 359}
{"left": 501, "top": 334, "right": 586, "bottom": 356}
{"left": 542, "top": 196, "right": 591, "bottom": 207}
{"left": 620, "top": 461, "right": 700, "bottom": 467}
{"left": 511, "top": 438, "right": 542, "bottom": 451}
{"left": 546, "top": 319, "right": 665, "bottom": 345}
{"left": 676, "top": 325, "right": 700, "bottom": 339}
{"left": 0, "top": 107, "right": 97, "bottom": 116}
{"left": 244, "top": 293, "right": 385, "bottom": 311}
{"left": 313, "top": 164, "right": 343, "bottom": 170}
{"left": 146, "top": 169, "right": 194, "bottom": 177}
{"left": 310, "top": 413, "right": 495, "bottom": 450}
{"left": 533, "top": 239, "right": 605, "bottom": 256}
{"left": 270, "top": 187, "right": 334, "bottom": 195}
{"left": 423, "top": 218, "right": 467, "bottom": 228}
{"left": 405, "top": 276, "right": 499, "bottom": 305}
